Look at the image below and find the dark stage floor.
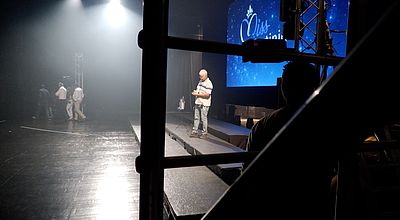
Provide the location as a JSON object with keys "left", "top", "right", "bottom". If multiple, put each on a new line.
{"left": 0, "top": 118, "right": 140, "bottom": 219}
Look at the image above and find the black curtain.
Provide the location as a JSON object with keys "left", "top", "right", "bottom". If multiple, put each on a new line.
{"left": 166, "top": 50, "right": 202, "bottom": 112}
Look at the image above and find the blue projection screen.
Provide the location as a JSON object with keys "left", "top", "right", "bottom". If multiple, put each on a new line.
{"left": 226, "top": 0, "right": 349, "bottom": 87}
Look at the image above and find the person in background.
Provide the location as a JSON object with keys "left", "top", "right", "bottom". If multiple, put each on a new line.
{"left": 54, "top": 82, "right": 67, "bottom": 122}
{"left": 190, "top": 68, "right": 213, "bottom": 139}
{"left": 66, "top": 84, "right": 75, "bottom": 121}
{"left": 73, "top": 83, "right": 86, "bottom": 121}
{"left": 32, "top": 84, "right": 51, "bottom": 120}
{"left": 244, "top": 61, "right": 320, "bottom": 169}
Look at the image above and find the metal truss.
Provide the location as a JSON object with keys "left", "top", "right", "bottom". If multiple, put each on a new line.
{"left": 293, "top": 0, "right": 336, "bottom": 81}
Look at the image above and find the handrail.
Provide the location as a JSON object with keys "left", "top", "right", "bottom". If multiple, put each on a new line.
{"left": 138, "top": 30, "right": 343, "bottom": 66}
{"left": 360, "top": 141, "right": 400, "bottom": 151}
{"left": 136, "top": 151, "right": 257, "bottom": 173}
{"left": 163, "top": 152, "right": 258, "bottom": 169}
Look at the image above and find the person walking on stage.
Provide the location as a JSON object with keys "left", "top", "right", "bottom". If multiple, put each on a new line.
{"left": 66, "top": 84, "right": 75, "bottom": 120}
{"left": 73, "top": 83, "right": 86, "bottom": 121}
{"left": 190, "top": 68, "right": 213, "bottom": 139}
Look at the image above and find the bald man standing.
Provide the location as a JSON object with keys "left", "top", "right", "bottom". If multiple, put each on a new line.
{"left": 190, "top": 69, "right": 213, "bottom": 139}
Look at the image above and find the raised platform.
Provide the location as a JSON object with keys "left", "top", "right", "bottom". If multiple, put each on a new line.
{"left": 166, "top": 113, "right": 246, "bottom": 184}
{"left": 130, "top": 113, "right": 253, "bottom": 219}
{"left": 131, "top": 113, "right": 247, "bottom": 184}
{"left": 168, "top": 112, "right": 250, "bottom": 149}
{"left": 130, "top": 123, "right": 229, "bottom": 220}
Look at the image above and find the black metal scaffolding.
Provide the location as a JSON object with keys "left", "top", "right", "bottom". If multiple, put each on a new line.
{"left": 137, "top": 1, "right": 342, "bottom": 219}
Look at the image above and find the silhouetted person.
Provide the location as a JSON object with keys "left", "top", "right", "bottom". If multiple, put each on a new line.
{"left": 33, "top": 84, "right": 51, "bottom": 120}
{"left": 244, "top": 61, "right": 320, "bottom": 168}
{"left": 190, "top": 69, "right": 213, "bottom": 139}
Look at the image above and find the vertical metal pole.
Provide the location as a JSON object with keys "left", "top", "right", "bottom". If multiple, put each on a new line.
{"left": 294, "top": 0, "right": 302, "bottom": 52}
{"left": 75, "top": 53, "right": 78, "bottom": 85}
{"left": 74, "top": 53, "right": 84, "bottom": 112}
{"left": 316, "top": 0, "right": 326, "bottom": 56}
{"left": 139, "top": 0, "right": 169, "bottom": 220}
{"left": 316, "top": 0, "right": 326, "bottom": 78}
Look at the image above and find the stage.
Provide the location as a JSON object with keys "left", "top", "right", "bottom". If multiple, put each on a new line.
{"left": 0, "top": 112, "right": 250, "bottom": 219}
{"left": 0, "top": 117, "right": 140, "bottom": 219}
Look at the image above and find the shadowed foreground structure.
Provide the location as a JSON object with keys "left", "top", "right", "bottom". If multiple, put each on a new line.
{"left": 201, "top": 2, "right": 400, "bottom": 220}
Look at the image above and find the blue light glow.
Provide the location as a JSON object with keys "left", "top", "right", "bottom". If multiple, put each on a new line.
{"left": 226, "top": 0, "right": 349, "bottom": 87}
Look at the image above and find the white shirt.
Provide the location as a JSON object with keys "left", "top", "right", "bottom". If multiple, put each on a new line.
{"left": 195, "top": 77, "right": 213, "bottom": 107}
{"left": 73, "top": 87, "right": 85, "bottom": 102}
{"left": 55, "top": 86, "right": 67, "bottom": 100}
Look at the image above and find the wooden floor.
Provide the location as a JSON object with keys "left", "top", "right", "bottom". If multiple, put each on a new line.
{"left": 0, "top": 117, "right": 140, "bottom": 219}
